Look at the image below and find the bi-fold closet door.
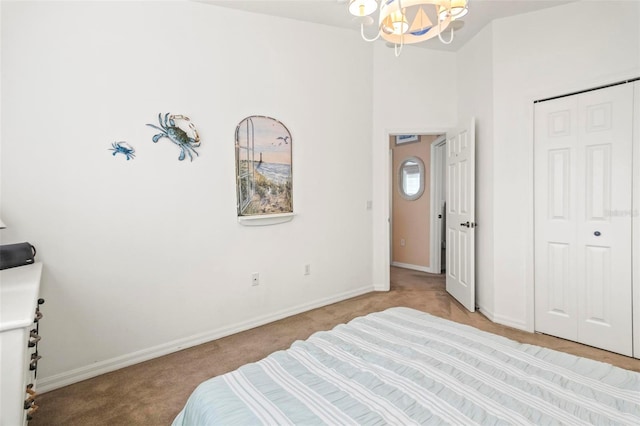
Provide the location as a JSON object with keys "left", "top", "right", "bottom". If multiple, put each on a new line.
{"left": 534, "top": 82, "right": 635, "bottom": 357}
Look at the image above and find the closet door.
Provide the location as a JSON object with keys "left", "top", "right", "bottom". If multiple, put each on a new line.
{"left": 534, "top": 95, "right": 579, "bottom": 342}
{"left": 534, "top": 84, "right": 633, "bottom": 356}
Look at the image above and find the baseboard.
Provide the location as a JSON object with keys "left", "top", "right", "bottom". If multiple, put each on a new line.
{"left": 37, "top": 285, "right": 374, "bottom": 393}
{"left": 489, "top": 312, "right": 529, "bottom": 332}
{"left": 391, "top": 262, "right": 434, "bottom": 273}
{"left": 477, "top": 306, "right": 495, "bottom": 322}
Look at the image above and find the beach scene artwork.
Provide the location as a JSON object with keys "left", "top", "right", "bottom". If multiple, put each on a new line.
{"left": 235, "top": 116, "right": 292, "bottom": 216}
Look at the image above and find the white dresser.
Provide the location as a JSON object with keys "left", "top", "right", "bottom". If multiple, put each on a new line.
{"left": 0, "top": 263, "right": 43, "bottom": 426}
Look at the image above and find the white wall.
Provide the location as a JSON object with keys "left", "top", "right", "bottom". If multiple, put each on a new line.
{"left": 1, "top": 1, "right": 374, "bottom": 390}
{"left": 371, "top": 43, "right": 458, "bottom": 290}
{"left": 456, "top": 23, "right": 494, "bottom": 316}
{"left": 490, "top": 0, "right": 640, "bottom": 330}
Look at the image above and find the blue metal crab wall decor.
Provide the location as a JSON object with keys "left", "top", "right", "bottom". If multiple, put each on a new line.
{"left": 146, "top": 113, "right": 200, "bottom": 161}
{"left": 109, "top": 141, "right": 135, "bottom": 160}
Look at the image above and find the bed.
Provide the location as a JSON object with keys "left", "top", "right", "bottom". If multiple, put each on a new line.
{"left": 173, "top": 307, "right": 640, "bottom": 425}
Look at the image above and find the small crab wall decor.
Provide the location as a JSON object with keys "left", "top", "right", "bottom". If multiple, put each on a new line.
{"left": 109, "top": 141, "right": 135, "bottom": 160}
{"left": 146, "top": 113, "right": 200, "bottom": 161}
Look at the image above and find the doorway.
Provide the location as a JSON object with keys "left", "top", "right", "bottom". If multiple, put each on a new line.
{"left": 389, "top": 134, "right": 446, "bottom": 274}
{"left": 430, "top": 136, "right": 447, "bottom": 273}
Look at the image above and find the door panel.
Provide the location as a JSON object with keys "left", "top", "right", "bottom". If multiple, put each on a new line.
{"left": 584, "top": 246, "right": 611, "bottom": 324}
{"left": 546, "top": 242, "right": 570, "bottom": 318}
{"left": 535, "top": 96, "right": 578, "bottom": 341}
{"left": 575, "top": 85, "right": 633, "bottom": 356}
{"left": 448, "top": 158, "right": 457, "bottom": 214}
{"left": 585, "top": 145, "right": 610, "bottom": 220}
{"left": 535, "top": 84, "right": 633, "bottom": 356}
{"left": 446, "top": 118, "right": 475, "bottom": 312}
{"left": 447, "top": 228, "right": 456, "bottom": 280}
{"left": 549, "top": 149, "right": 570, "bottom": 219}
{"left": 459, "top": 159, "right": 469, "bottom": 214}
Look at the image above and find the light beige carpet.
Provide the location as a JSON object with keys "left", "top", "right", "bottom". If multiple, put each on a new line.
{"left": 31, "top": 267, "right": 640, "bottom": 425}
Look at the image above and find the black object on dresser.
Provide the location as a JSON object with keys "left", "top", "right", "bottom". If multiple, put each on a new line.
{"left": 0, "top": 242, "right": 36, "bottom": 270}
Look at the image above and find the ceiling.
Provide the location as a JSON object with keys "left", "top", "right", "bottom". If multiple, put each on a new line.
{"left": 198, "top": 0, "right": 575, "bottom": 52}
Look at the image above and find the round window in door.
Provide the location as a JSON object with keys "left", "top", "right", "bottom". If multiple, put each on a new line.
{"left": 398, "top": 156, "right": 425, "bottom": 201}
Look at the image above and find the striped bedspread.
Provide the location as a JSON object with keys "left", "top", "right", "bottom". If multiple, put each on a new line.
{"left": 172, "top": 307, "right": 640, "bottom": 425}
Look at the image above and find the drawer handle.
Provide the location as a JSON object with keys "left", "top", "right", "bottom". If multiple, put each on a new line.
{"left": 24, "top": 397, "right": 35, "bottom": 410}
{"left": 26, "top": 403, "right": 39, "bottom": 421}
{"left": 26, "top": 383, "right": 36, "bottom": 397}
{"left": 28, "top": 332, "right": 41, "bottom": 348}
{"left": 29, "top": 354, "right": 42, "bottom": 371}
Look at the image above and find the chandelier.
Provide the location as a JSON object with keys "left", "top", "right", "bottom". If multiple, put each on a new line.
{"left": 348, "top": 0, "right": 469, "bottom": 56}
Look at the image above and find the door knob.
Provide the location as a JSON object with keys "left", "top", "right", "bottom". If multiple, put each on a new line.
{"left": 460, "top": 221, "right": 470, "bottom": 228}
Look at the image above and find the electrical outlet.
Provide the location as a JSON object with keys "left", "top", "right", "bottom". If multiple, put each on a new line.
{"left": 400, "top": 238, "right": 406, "bottom": 247}
{"left": 304, "top": 264, "right": 311, "bottom": 275}
{"left": 251, "top": 272, "right": 259, "bottom": 286}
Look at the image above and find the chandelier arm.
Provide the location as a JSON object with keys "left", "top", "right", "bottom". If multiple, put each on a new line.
{"left": 394, "top": 0, "right": 404, "bottom": 56}
{"left": 437, "top": 6, "right": 454, "bottom": 45}
{"left": 438, "top": 27, "right": 454, "bottom": 44}
{"left": 360, "top": 22, "right": 381, "bottom": 42}
{"left": 395, "top": 42, "right": 403, "bottom": 57}
{"left": 395, "top": 31, "right": 404, "bottom": 57}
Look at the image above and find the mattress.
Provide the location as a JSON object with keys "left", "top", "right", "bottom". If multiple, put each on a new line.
{"left": 172, "top": 307, "right": 640, "bottom": 425}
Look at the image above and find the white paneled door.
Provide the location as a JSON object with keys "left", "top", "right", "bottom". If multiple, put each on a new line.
{"left": 446, "top": 118, "right": 476, "bottom": 312}
{"left": 534, "top": 84, "right": 634, "bottom": 356}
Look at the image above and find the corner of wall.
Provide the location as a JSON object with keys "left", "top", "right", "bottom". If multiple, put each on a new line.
{"left": 456, "top": 20, "right": 495, "bottom": 316}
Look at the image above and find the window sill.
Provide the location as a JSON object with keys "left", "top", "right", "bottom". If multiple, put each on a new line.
{"left": 238, "top": 213, "right": 295, "bottom": 226}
